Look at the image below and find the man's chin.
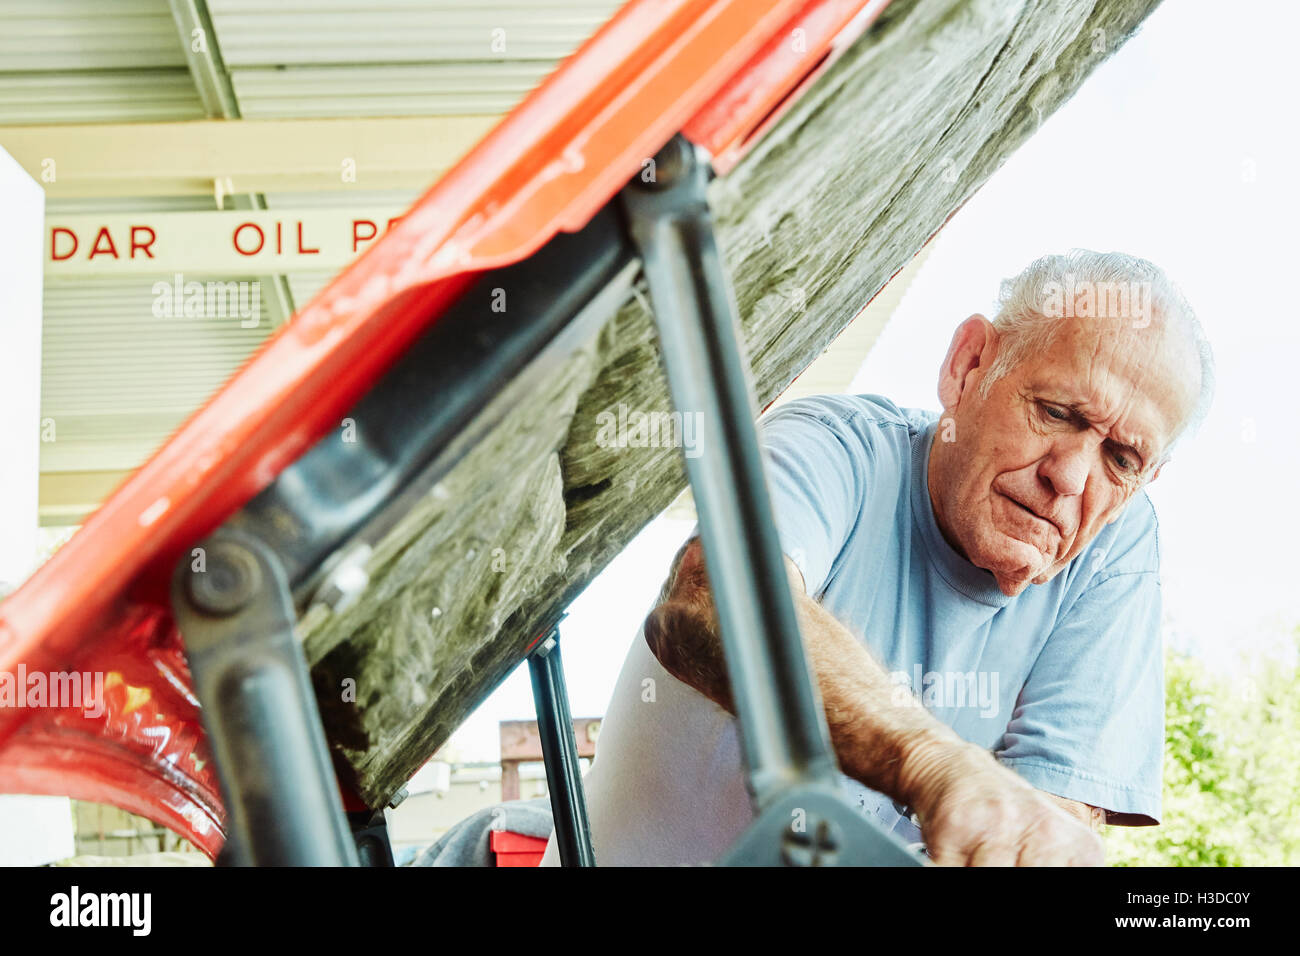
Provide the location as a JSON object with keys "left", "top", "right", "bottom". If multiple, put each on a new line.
{"left": 982, "top": 535, "right": 1054, "bottom": 596}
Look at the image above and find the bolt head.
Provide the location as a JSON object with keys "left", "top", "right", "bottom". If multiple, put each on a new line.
{"left": 640, "top": 137, "right": 694, "bottom": 191}
{"left": 781, "top": 815, "right": 841, "bottom": 866}
{"left": 187, "top": 542, "right": 261, "bottom": 616}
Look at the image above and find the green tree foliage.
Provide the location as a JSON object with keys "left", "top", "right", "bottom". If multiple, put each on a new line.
{"left": 1106, "top": 631, "right": 1300, "bottom": 866}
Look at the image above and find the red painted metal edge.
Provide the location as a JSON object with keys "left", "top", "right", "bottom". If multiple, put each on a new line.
{"left": 0, "top": 0, "right": 888, "bottom": 858}
{"left": 684, "top": 0, "right": 891, "bottom": 174}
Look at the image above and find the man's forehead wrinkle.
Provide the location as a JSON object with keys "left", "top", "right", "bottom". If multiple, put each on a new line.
{"left": 1076, "top": 395, "right": 1154, "bottom": 455}
{"left": 1103, "top": 374, "right": 1166, "bottom": 459}
{"left": 1078, "top": 402, "right": 1148, "bottom": 453}
{"left": 1035, "top": 324, "right": 1168, "bottom": 456}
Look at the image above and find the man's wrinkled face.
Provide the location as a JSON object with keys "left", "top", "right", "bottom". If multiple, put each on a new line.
{"left": 929, "top": 313, "right": 1198, "bottom": 596}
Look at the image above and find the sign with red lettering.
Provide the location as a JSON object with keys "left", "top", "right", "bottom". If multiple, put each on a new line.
{"left": 44, "top": 207, "right": 406, "bottom": 276}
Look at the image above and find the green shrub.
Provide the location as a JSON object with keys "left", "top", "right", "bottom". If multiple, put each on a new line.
{"left": 1105, "top": 631, "right": 1300, "bottom": 866}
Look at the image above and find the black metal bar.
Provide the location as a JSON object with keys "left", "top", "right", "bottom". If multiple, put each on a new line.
{"left": 621, "top": 136, "right": 839, "bottom": 810}
{"left": 528, "top": 629, "right": 596, "bottom": 867}
{"left": 170, "top": 202, "right": 638, "bottom": 863}
{"left": 349, "top": 808, "right": 396, "bottom": 867}
{"left": 172, "top": 530, "right": 359, "bottom": 866}
{"left": 226, "top": 206, "right": 638, "bottom": 610}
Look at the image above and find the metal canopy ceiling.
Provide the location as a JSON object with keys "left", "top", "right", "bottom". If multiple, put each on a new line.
{"left": 0, "top": 0, "right": 202, "bottom": 124}
{"left": 7, "top": 0, "right": 620, "bottom": 524}
{"left": 0, "top": 0, "right": 189, "bottom": 72}
{"left": 210, "top": 1, "right": 620, "bottom": 64}
{"left": 213, "top": 0, "right": 622, "bottom": 117}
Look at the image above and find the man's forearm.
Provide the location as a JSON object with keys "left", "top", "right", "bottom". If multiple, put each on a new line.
{"left": 643, "top": 538, "right": 963, "bottom": 808}
{"left": 792, "top": 583, "right": 971, "bottom": 807}
{"left": 643, "top": 537, "right": 1105, "bottom": 865}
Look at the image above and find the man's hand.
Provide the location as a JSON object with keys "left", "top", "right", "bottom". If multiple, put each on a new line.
{"left": 899, "top": 734, "right": 1105, "bottom": 866}
{"left": 644, "top": 536, "right": 1107, "bottom": 866}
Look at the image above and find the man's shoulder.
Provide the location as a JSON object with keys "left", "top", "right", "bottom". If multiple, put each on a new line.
{"left": 761, "top": 392, "right": 936, "bottom": 443}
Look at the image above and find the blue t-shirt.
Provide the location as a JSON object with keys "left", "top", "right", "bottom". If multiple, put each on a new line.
{"left": 763, "top": 393, "right": 1164, "bottom": 837}
{"left": 548, "top": 392, "right": 1164, "bottom": 866}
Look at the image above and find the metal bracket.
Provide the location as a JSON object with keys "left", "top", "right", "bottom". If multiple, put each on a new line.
{"left": 349, "top": 808, "right": 396, "bottom": 867}
{"left": 172, "top": 529, "right": 359, "bottom": 866}
{"left": 164, "top": 205, "right": 636, "bottom": 867}
{"left": 621, "top": 134, "right": 923, "bottom": 866}
{"left": 528, "top": 622, "right": 596, "bottom": 867}
{"left": 723, "top": 781, "right": 921, "bottom": 866}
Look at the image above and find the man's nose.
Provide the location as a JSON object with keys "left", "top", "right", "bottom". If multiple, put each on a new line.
{"left": 1038, "top": 438, "right": 1090, "bottom": 497}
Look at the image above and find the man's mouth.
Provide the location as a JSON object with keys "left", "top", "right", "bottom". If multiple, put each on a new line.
{"left": 998, "top": 491, "right": 1060, "bottom": 538}
{"left": 1008, "top": 494, "right": 1040, "bottom": 518}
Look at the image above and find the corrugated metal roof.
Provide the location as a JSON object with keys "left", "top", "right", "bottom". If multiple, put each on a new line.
{"left": 208, "top": 0, "right": 621, "bottom": 65}
{"left": 211, "top": 0, "right": 620, "bottom": 118}
{"left": 0, "top": 2, "right": 623, "bottom": 127}
{"left": 0, "top": 0, "right": 187, "bottom": 72}
{"left": 231, "top": 63, "right": 557, "bottom": 118}
{"left": 0, "top": 72, "right": 205, "bottom": 125}
{"left": 40, "top": 275, "right": 273, "bottom": 473}
{"left": 0, "top": 0, "right": 200, "bottom": 124}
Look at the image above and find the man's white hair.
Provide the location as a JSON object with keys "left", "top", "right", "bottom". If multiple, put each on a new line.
{"left": 978, "top": 249, "right": 1215, "bottom": 453}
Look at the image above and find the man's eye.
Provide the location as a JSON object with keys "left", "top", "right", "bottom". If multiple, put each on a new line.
{"left": 1111, "top": 449, "right": 1137, "bottom": 472}
{"left": 1040, "top": 403, "right": 1069, "bottom": 421}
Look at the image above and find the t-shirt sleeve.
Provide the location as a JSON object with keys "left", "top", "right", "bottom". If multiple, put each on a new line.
{"left": 757, "top": 398, "right": 874, "bottom": 597}
{"left": 995, "top": 567, "right": 1164, "bottom": 825}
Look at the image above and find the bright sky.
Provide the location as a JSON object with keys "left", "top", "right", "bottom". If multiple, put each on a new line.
{"left": 445, "top": 0, "right": 1300, "bottom": 762}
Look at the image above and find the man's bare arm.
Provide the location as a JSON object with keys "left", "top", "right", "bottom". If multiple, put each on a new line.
{"left": 644, "top": 537, "right": 1104, "bottom": 866}
{"left": 647, "top": 538, "right": 963, "bottom": 800}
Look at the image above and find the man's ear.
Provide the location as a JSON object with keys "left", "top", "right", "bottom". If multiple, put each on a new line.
{"left": 937, "top": 314, "right": 997, "bottom": 411}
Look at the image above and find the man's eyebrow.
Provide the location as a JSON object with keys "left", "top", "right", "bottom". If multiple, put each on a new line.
{"left": 1034, "top": 388, "right": 1161, "bottom": 466}
{"left": 1057, "top": 400, "right": 1150, "bottom": 458}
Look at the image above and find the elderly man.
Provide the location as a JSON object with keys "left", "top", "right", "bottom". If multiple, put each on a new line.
{"left": 542, "top": 249, "right": 1213, "bottom": 867}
